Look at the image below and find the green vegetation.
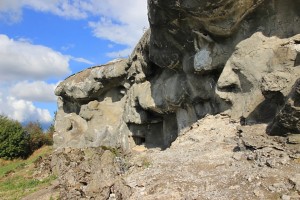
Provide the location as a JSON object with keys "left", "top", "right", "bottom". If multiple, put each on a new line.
{"left": 140, "top": 156, "right": 151, "bottom": 168}
{"left": 101, "top": 145, "right": 121, "bottom": 157}
{"left": 0, "top": 115, "right": 56, "bottom": 199}
{"left": 0, "top": 146, "right": 55, "bottom": 200}
{"left": 25, "top": 121, "right": 53, "bottom": 152}
{"left": 0, "top": 115, "right": 54, "bottom": 160}
{"left": 0, "top": 116, "right": 30, "bottom": 159}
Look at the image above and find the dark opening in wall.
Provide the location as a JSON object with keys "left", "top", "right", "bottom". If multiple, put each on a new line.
{"left": 294, "top": 53, "right": 300, "bottom": 67}
{"left": 128, "top": 114, "right": 179, "bottom": 150}
{"left": 63, "top": 99, "right": 81, "bottom": 114}
{"left": 128, "top": 123, "right": 165, "bottom": 148}
{"left": 133, "top": 136, "right": 146, "bottom": 145}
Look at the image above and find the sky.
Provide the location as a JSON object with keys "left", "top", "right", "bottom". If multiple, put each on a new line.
{"left": 0, "top": 0, "right": 149, "bottom": 128}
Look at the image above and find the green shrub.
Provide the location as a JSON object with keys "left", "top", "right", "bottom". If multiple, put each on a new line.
{"left": 0, "top": 116, "right": 30, "bottom": 159}
{"left": 25, "top": 122, "right": 53, "bottom": 152}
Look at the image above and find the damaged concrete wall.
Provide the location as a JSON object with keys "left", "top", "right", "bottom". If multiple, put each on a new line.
{"left": 54, "top": 0, "right": 300, "bottom": 151}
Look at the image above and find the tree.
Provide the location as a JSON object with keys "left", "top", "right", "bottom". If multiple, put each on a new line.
{"left": 24, "top": 121, "right": 46, "bottom": 152}
{"left": 45, "top": 123, "right": 54, "bottom": 145}
{"left": 0, "top": 116, "right": 30, "bottom": 159}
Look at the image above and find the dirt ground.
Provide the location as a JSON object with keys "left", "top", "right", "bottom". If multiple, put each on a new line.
{"left": 125, "top": 115, "right": 300, "bottom": 200}
{"left": 24, "top": 114, "right": 300, "bottom": 200}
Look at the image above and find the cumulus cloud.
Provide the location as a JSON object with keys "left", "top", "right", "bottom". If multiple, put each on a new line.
{"left": 10, "top": 81, "right": 58, "bottom": 102}
{"left": 0, "top": 93, "right": 52, "bottom": 124}
{"left": 0, "top": 0, "right": 149, "bottom": 57}
{"left": 89, "top": 19, "right": 140, "bottom": 47}
{"left": 87, "top": 0, "right": 148, "bottom": 50}
{"left": 0, "top": 0, "right": 88, "bottom": 22}
{"left": 0, "top": 34, "right": 71, "bottom": 81}
{"left": 0, "top": 34, "right": 93, "bottom": 125}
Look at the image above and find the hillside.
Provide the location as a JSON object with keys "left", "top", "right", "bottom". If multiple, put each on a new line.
{"left": 46, "top": 115, "right": 299, "bottom": 199}
{"left": 0, "top": 146, "right": 57, "bottom": 200}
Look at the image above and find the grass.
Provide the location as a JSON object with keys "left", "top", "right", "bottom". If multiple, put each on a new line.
{"left": 140, "top": 156, "right": 151, "bottom": 168}
{"left": 0, "top": 146, "right": 56, "bottom": 200}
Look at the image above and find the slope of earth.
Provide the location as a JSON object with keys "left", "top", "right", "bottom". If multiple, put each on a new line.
{"left": 0, "top": 146, "right": 58, "bottom": 200}
{"left": 125, "top": 115, "right": 300, "bottom": 200}
{"left": 44, "top": 115, "right": 300, "bottom": 199}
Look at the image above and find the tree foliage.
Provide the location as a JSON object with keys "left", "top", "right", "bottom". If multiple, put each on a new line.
{"left": 45, "top": 123, "right": 54, "bottom": 146}
{"left": 0, "top": 116, "right": 55, "bottom": 160}
{"left": 0, "top": 116, "right": 30, "bottom": 159}
{"left": 24, "top": 121, "right": 53, "bottom": 152}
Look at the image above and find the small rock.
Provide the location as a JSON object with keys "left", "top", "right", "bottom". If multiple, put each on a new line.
{"left": 288, "top": 134, "right": 300, "bottom": 144}
{"left": 132, "top": 145, "right": 147, "bottom": 152}
{"left": 125, "top": 179, "right": 137, "bottom": 188}
{"left": 232, "top": 152, "right": 243, "bottom": 161}
{"left": 246, "top": 153, "right": 255, "bottom": 160}
{"left": 269, "top": 182, "right": 288, "bottom": 193}
{"left": 268, "top": 185, "right": 276, "bottom": 192}
{"left": 253, "top": 188, "right": 264, "bottom": 197}
{"left": 246, "top": 175, "right": 255, "bottom": 182}
{"left": 289, "top": 174, "right": 300, "bottom": 192}
{"left": 229, "top": 185, "right": 240, "bottom": 190}
{"left": 109, "top": 193, "right": 116, "bottom": 200}
{"left": 281, "top": 194, "right": 291, "bottom": 200}
{"left": 259, "top": 173, "right": 267, "bottom": 179}
{"left": 256, "top": 182, "right": 262, "bottom": 187}
{"left": 266, "top": 159, "right": 277, "bottom": 168}
{"left": 278, "top": 154, "right": 290, "bottom": 165}
{"left": 289, "top": 153, "right": 300, "bottom": 159}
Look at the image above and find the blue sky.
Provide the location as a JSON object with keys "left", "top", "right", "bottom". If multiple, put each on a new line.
{"left": 0, "top": 0, "right": 148, "bottom": 127}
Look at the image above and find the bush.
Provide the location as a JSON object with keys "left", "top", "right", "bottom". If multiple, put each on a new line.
{"left": 0, "top": 116, "right": 30, "bottom": 159}
{"left": 24, "top": 122, "right": 53, "bottom": 152}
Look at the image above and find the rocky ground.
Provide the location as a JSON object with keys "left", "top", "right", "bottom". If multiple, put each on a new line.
{"left": 126, "top": 115, "right": 300, "bottom": 200}
{"left": 27, "top": 114, "right": 300, "bottom": 200}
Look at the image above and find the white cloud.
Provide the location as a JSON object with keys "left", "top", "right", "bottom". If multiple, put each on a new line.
{"left": 108, "top": 44, "right": 114, "bottom": 48}
{"left": 69, "top": 56, "right": 94, "bottom": 65}
{"left": 10, "top": 81, "right": 57, "bottom": 102}
{"left": 24, "top": 0, "right": 89, "bottom": 19}
{"left": 87, "top": 0, "right": 148, "bottom": 58}
{"left": 0, "top": 93, "right": 52, "bottom": 124}
{"left": 106, "top": 48, "right": 132, "bottom": 58}
{"left": 0, "top": 34, "right": 93, "bottom": 125}
{"left": 0, "top": 34, "right": 71, "bottom": 81}
{"left": 89, "top": 18, "right": 141, "bottom": 47}
{"left": 0, "top": 0, "right": 149, "bottom": 58}
{"left": 0, "top": 0, "right": 88, "bottom": 22}
{"left": 87, "top": 0, "right": 148, "bottom": 51}
{"left": 0, "top": 0, "right": 23, "bottom": 23}
{"left": 61, "top": 43, "right": 75, "bottom": 51}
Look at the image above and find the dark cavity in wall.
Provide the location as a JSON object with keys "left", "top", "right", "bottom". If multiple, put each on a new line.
{"left": 129, "top": 113, "right": 178, "bottom": 150}
{"left": 294, "top": 52, "right": 300, "bottom": 67}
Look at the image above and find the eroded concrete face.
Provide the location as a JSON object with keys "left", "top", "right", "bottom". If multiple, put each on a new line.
{"left": 216, "top": 33, "right": 300, "bottom": 124}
